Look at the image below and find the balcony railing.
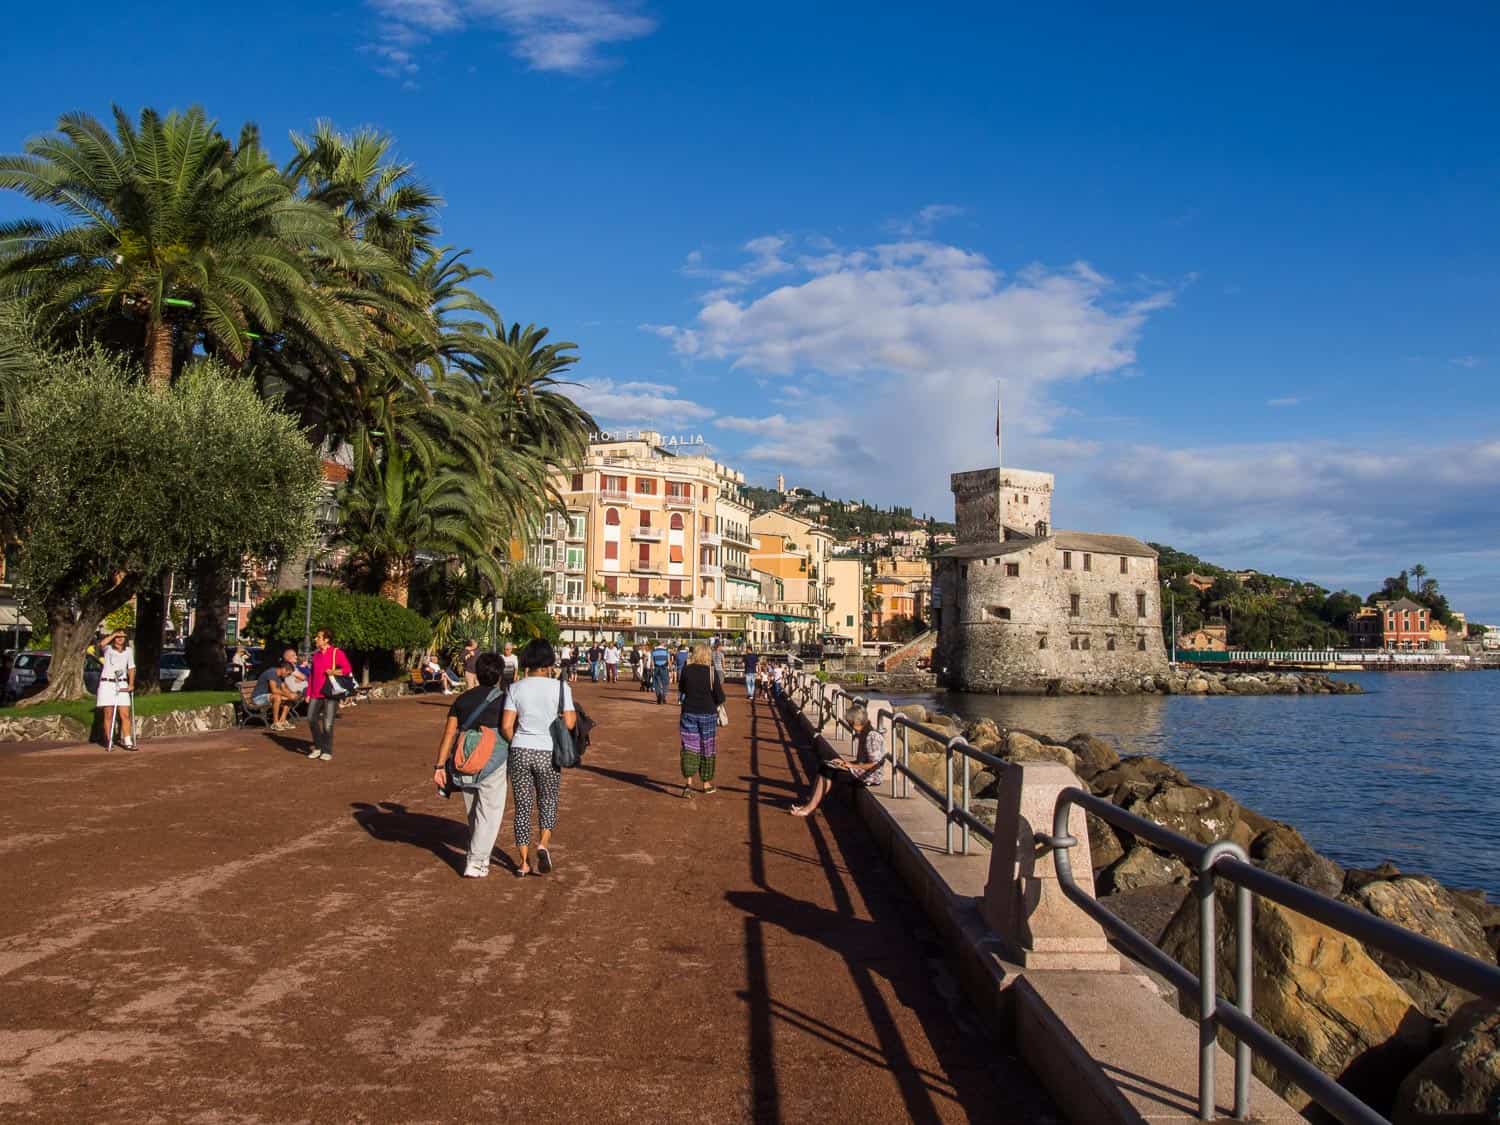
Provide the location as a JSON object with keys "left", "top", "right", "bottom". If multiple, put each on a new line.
{"left": 600, "top": 488, "right": 629, "bottom": 503}
{"left": 724, "top": 564, "right": 753, "bottom": 581}
{"left": 700, "top": 563, "right": 723, "bottom": 578}
{"left": 700, "top": 531, "right": 722, "bottom": 546}
{"left": 631, "top": 527, "right": 664, "bottom": 541}
{"left": 664, "top": 494, "right": 695, "bottom": 509}
{"left": 631, "top": 561, "right": 663, "bottom": 574}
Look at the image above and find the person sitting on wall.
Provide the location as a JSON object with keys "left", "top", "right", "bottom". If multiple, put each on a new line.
{"left": 790, "top": 704, "right": 886, "bottom": 817}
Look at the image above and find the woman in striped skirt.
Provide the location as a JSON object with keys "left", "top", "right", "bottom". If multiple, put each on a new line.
{"left": 677, "top": 643, "right": 725, "bottom": 797}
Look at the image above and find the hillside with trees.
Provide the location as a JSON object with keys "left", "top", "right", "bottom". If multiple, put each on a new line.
{"left": 1153, "top": 544, "right": 1465, "bottom": 648}
{"left": 741, "top": 484, "right": 953, "bottom": 539}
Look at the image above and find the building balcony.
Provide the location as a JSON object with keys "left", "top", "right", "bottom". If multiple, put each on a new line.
{"left": 631, "top": 527, "right": 664, "bottom": 541}
{"left": 724, "top": 563, "right": 753, "bottom": 581}
{"left": 664, "top": 495, "right": 695, "bottom": 509}
{"left": 631, "top": 561, "right": 663, "bottom": 574}
{"left": 700, "top": 563, "right": 723, "bottom": 578}
{"left": 700, "top": 531, "right": 722, "bottom": 547}
{"left": 564, "top": 561, "right": 586, "bottom": 574}
{"left": 600, "top": 488, "right": 630, "bottom": 504}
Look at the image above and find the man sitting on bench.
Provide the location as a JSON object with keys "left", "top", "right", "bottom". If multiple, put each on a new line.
{"left": 253, "top": 660, "right": 300, "bottom": 730}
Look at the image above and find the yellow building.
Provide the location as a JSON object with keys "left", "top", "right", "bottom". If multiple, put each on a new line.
{"left": 824, "top": 557, "right": 864, "bottom": 646}
{"left": 531, "top": 432, "right": 748, "bottom": 640}
{"left": 749, "top": 511, "right": 836, "bottom": 632}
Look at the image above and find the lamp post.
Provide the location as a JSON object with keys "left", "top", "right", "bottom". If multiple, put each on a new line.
{"left": 302, "top": 494, "right": 340, "bottom": 660}
{"left": 1162, "top": 578, "right": 1176, "bottom": 664}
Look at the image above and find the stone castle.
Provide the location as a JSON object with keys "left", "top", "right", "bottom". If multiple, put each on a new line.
{"left": 931, "top": 466, "right": 1168, "bottom": 692}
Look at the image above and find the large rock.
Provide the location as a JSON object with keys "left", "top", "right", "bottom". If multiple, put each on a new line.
{"left": 1251, "top": 824, "right": 1345, "bottom": 897}
{"left": 1099, "top": 844, "right": 1189, "bottom": 894}
{"left": 1392, "top": 999, "right": 1500, "bottom": 1124}
{"left": 1087, "top": 810, "right": 1126, "bottom": 871}
{"left": 1122, "top": 780, "right": 1240, "bottom": 846}
{"left": 965, "top": 717, "right": 1002, "bottom": 745}
{"left": 1343, "top": 875, "right": 1493, "bottom": 1022}
{"left": 1065, "top": 732, "right": 1120, "bottom": 777}
{"left": 1001, "top": 731, "right": 1077, "bottom": 773}
{"left": 1088, "top": 755, "right": 1188, "bottom": 804}
{"left": 1161, "top": 884, "right": 1432, "bottom": 1111}
{"left": 892, "top": 703, "right": 928, "bottom": 724}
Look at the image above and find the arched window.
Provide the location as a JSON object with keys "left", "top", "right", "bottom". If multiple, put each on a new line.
{"left": 670, "top": 513, "right": 684, "bottom": 530}
{"left": 605, "top": 508, "right": 621, "bottom": 526}
{"left": 1036, "top": 521, "right": 1049, "bottom": 538}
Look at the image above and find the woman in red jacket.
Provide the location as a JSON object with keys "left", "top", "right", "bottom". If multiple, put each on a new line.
{"left": 306, "top": 628, "right": 353, "bottom": 762}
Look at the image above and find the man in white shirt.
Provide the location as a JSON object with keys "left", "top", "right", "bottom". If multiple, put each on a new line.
{"left": 603, "top": 642, "right": 620, "bottom": 683}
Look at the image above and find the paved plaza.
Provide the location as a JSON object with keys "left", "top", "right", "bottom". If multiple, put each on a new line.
{"left": 0, "top": 682, "right": 1054, "bottom": 1123}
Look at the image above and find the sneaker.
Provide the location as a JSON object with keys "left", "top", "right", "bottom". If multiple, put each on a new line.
{"left": 307, "top": 746, "right": 321, "bottom": 758}
{"left": 319, "top": 752, "right": 333, "bottom": 761}
{"left": 462, "top": 867, "right": 489, "bottom": 879}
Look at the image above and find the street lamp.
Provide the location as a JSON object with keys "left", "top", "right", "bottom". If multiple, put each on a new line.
{"left": 1162, "top": 578, "right": 1176, "bottom": 664}
{"left": 302, "top": 494, "right": 340, "bottom": 660}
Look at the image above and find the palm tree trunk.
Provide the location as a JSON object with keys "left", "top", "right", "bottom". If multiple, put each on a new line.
{"left": 378, "top": 556, "right": 412, "bottom": 607}
{"left": 184, "top": 556, "right": 230, "bottom": 691}
{"left": 146, "top": 318, "right": 173, "bottom": 389}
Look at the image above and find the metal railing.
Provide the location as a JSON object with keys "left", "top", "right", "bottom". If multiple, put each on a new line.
{"left": 1045, "top": 788, "right": 1500, "bottom": 1124}
{"left": 782, "top": 668, "right": 1500, "bottom": 1125}
{"left": 786, "top": 670, "right": 1000, "bottom": 854}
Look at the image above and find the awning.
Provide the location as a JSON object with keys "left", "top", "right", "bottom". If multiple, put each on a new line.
{"left": 751, "top": 612, "right": 816, "bottom": 624}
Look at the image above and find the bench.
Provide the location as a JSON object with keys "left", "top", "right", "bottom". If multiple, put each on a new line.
{"left": 237, "top": 681, "right": 274, "bottom": 728}
{"left": 407, "top": 669, "right": 442, "bottom": 695}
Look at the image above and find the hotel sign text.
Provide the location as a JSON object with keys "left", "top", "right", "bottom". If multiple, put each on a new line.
{"left": 590, "top": 430, "right": 706, "bottom": 447}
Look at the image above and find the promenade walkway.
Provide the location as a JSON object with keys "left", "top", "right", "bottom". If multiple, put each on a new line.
{"left": 0, "top": 680, "right": 1056, "bottom": 1123}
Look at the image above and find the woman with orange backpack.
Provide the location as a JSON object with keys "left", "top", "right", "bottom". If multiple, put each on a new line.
{"left": 431, "top": 652, "right": 510, "bottom": 878}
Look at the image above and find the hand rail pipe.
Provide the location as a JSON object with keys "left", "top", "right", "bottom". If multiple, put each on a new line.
{"left": 1047, "top": 786, "right": 1500, "bottom": 1124}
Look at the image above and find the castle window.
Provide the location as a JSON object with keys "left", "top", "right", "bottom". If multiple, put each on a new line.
{"left": 1120, "top": 557, "right": 1129, "bottom": 575}
{"left": 1109, "top": 593, "right": 1119, "bottom": 616}
{"left": 960, "top": 566, "right": 968, "bottom": 579}
{"left": 1106, "top": 636, "right": 1117, "bottom": 651}
{"left": 1083, "top": 554, "right": 1092, "bottom": 572}
{"left": 1081, "top": 636, "right": 1091, "bottom": 651}
{"left": 1005, "top": 563, "right": 1020, "bottom": 577}
{"left": 1036, "top": 521, "right": 1048, "bottom": 538}
{"left": 1069, "top": 594, "right": 1080, "bottom": 616}
{"left": 1038, "top": 634, "right": 1048, "bottom": 650}
{"left": 1137, "top": 592, "right": 1147, "bottom": 617}
{"left": 1137, "top": 636, "right": 1146, "bottom": 651}
{"left": 1024, "top": 494, "right": 1029, "bottom": 504}
{"left": 1062, "top": 551, "right": 1072, "bottom": 570}
{"left": 988, "top": 606, "right": 1011, "bottom": 621}
{"left": 1069, "top": 636, "right": 1080, "bottom": 650}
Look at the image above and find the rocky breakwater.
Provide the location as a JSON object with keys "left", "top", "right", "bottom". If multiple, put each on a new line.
{"left": 889, "top": 703, "right": 1499, "bottom": 1121}
{"left": 1047, "top": 667, "right": 1362, "bottom": 696}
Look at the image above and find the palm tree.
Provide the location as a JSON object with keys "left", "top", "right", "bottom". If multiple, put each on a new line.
{"left": 1409, "top": 564, "right": 1428, "bottom": 597}
{"left": 0, "top": 107, "right": 369, "bottom": 388}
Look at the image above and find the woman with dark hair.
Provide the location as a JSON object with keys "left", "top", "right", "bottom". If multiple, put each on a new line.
{"left": 307, "top": 628, "right": 353, "bottom": 762}
{"left": 431, "top": 651, "right": 510, "bottom": 878}
{"left": 501, "top": 638, "right": 576, "bottom": 877}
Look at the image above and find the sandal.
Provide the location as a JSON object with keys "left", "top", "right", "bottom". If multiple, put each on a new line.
{"left": 536, "top": 847, "right": 553, "bottom": 874}
{"left": 702, "top": 785, "right": 717, "bottom": 795}
{"left": 680, "top": 784, "right": 696, "bottom": 799}
{"left": 515, "top": 866, "right": 530, "bottom": 878}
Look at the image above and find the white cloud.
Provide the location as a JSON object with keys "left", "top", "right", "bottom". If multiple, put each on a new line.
{"left": 364, "top": 0, "right": 654, "bottom": 76}
{"left": 652, "top": 233, "right": 1175, "bottom": 501}
{"left": 887, "top": 203, "right": 966, "bottom": 236}
{"left": 1267, "top": 396, "right": 1300, "bottom": 407}
{"left": 572, "top": 377, "right": 715, "bottom": 426}
{"left": 1451, "top": 355, "right": 1482, "bottom": 369}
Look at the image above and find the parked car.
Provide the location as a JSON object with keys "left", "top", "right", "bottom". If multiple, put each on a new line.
{"left": 5, "top": 650, "right": 51, "bottom": 702}
{"left": 159, "top": 650, "right": 191, "bottom": 692}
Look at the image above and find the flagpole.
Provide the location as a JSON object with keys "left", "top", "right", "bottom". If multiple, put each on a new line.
{"left": 996, "top": 381, "right": 1003, "bottom": 473}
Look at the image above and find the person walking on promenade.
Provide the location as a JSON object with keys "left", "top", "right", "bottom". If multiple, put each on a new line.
{"left": 742, "top": 649, "right": 759, "bottom": 701}
{"left": 604, "top": 641, "right": 620, "bottom": 683}
{"left": 96, "top": 629, "right": 137, "bottom": 751}
{"left": 711, "top": 637, "right": 726, "bottom": 684}
{"left": 431, "top": 652, "right": 510, "bottom": 878}
{"left": 500, "top": 641, "right": 519, "bottom": 687}
{"left": 791, "top": 704, "right": 886, "bottom": 817}
{"left": 461, "top": 639, "right": 479, "bottom": 690}
{"left": 678, "top": 644, "right": 726, "bottom": 798}
{"left": 501, "top": 639, "right": 576, "bottom": 877}
{"left": 650, "top": 639, "right": 671, "bottom": 704}
{"left": 674, "top": 643, "right": 689, "bottom": 686}
{"left": 307, "top": 628, "right": 353, "bottom": 762}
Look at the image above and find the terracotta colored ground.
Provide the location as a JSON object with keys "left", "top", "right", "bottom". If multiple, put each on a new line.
{"left": 0, "top": 680, "right": 1057, "bottom": 1123}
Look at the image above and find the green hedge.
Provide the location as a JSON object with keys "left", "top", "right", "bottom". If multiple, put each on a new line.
{"left": 247, "top": 589, "right": 431, "bottom": 655}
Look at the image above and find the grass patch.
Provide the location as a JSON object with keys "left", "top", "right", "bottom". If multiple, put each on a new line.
{"left": 0, "top": 691, "right": 237, "bottom": 727}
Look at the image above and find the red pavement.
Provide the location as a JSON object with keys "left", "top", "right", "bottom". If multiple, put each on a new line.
{"left": 0, "top": 679, "right": 1057, "bottom": 1123}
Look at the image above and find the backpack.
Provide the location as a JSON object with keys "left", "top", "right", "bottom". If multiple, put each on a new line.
{"left": 449, "top": 686, "right": 507, "bottom": 785}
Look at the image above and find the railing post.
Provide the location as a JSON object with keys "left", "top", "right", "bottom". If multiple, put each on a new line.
{"left": 960, "top": 739, "right": 971, "bottom": 855}
{"left": 901, "top": 722, "right": 910, "bottom": 798}
{"left": 1197, "top": 840, "right": 1252, "bottom": 1121}
{"left": 944, "top": 737, "right": 955, "bottom": 855}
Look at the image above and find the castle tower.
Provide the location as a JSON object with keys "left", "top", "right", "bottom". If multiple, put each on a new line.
{"left": 951, "top": 468, "right": 1055, "bottom": 544}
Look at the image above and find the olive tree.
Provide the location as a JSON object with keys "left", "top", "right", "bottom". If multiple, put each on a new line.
{"left": 8, "top": 347, "right": 319, "bottom": 701}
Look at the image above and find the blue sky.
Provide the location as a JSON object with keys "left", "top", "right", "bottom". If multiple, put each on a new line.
{"left": 4, "top": 2, "right": 1500, "bottom": 615}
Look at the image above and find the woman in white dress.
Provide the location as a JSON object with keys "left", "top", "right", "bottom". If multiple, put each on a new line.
{"left": 96, "top": 630, "right": 137, "bottom": 751}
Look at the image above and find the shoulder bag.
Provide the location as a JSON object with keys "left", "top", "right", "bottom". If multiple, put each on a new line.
{"left": 448, "top": 686, "right": 508, "bottom": 788}
{"left": 714, "top": 669, "right": 729, "bottom": 728}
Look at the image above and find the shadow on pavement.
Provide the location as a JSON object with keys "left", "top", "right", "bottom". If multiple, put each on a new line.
{"left": 350, "top": 799, "right": 518, "bottom": 876}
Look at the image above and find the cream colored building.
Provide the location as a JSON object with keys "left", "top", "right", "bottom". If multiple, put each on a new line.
{"left": 531, "top": 432, "right": 749, "bottom": 640}
{"left": 749, "top": 511, "right": 836, "bottom": 632}
{"left": 825, "top": 556, "right": 864, "bottom": 646}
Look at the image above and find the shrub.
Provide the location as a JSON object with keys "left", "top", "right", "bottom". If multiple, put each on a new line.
{"left": 248, "top": 588, "right": 431, "bottom": 661}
